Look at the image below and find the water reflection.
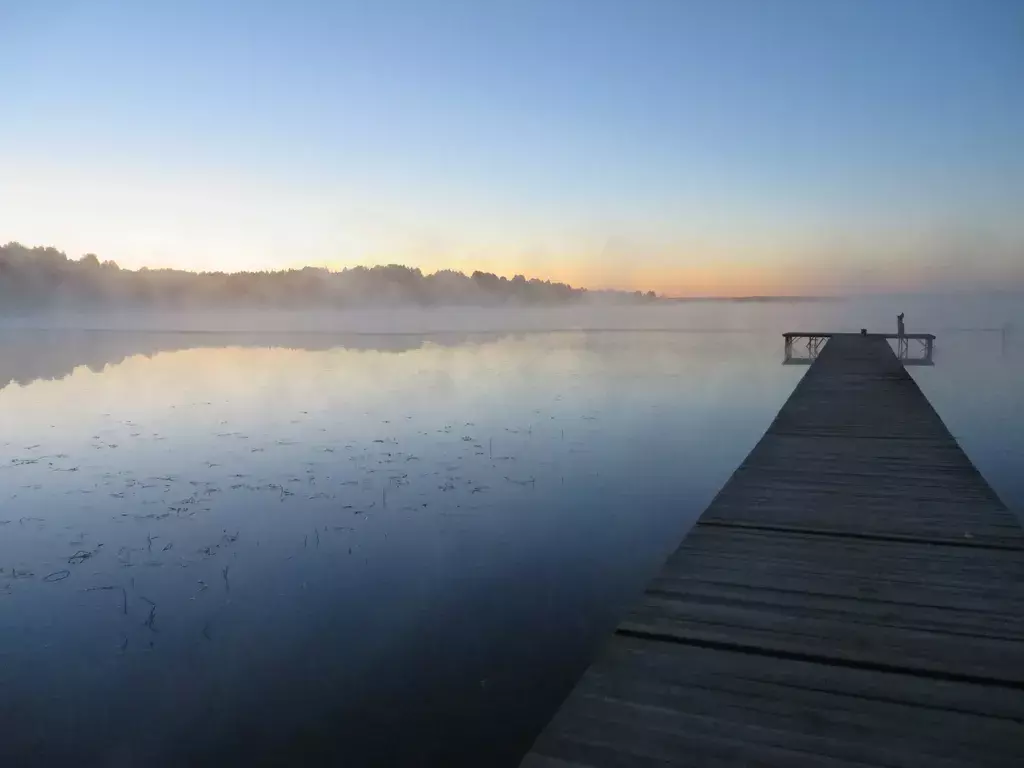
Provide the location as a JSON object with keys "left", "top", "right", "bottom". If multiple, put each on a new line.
{"left": 0, "top": 326, "right": 1020, "bottom": 766}
{"left": 0, "top": 329, "right": 519, "bottom": 390}
{"left": 0, "top": 330, "right": 798, "bottom": 766}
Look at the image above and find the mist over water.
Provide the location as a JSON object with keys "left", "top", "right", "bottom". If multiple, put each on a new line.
{"left": 2, "top": 292, "right": 1022, "bottom": 335}
{"left": 1, "top": 299, "right": 1021, "bottom": 766}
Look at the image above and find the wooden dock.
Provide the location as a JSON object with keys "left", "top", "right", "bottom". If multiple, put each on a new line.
{"left": 522, "top": 334, "right": 1024, "bottom": 767}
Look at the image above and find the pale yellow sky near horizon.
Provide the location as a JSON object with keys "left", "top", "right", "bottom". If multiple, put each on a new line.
{"left": 5, "top": 159, "right": 1021, "bottom": 298}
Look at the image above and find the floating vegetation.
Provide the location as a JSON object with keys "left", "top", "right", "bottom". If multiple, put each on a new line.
{"left": 142, "top": 601, "right": 157, "bottom": 632}
{"left": 68, "top": 546, "right": 102, "bottom": 564}
{"left": 504, "top": 476, "right": 536, "bottom": 487}
{"left": 0, "top": 347, "right": 629, "bottom": 708}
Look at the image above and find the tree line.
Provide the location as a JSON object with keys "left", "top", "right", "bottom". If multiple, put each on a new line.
{"left": 0, "top": 243, "right": 657, "bottom": 310}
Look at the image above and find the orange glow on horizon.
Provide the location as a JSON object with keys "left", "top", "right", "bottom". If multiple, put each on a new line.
{"left": 548, "top": 264, "right": 802, "bottom": 299}
{"left": 308, "top": 256, "right": 816, "bottom": 299}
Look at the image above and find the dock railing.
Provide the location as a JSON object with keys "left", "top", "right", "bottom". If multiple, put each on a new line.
{"left": 784, "top": 331, "right": 935, "bottom": 365}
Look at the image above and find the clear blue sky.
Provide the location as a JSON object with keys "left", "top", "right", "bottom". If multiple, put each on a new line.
{"left": 1, "top": 0, "right": 1021, "bottom": 295}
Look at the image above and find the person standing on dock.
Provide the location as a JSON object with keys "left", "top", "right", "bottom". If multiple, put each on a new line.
{"left": 897, "top": 312, "right": 905, "bottom": 338}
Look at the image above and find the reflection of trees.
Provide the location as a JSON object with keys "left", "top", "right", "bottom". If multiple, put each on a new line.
{"left": 0, "top": 331, "right": 511, "bottom": 390}
{"left": 1, "top": 243, "right": 656, "bottom": 309}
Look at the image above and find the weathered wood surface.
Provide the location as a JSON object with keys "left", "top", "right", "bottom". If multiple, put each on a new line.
{"left": 522, "top": 334, "right": 1024, "bottom": 767}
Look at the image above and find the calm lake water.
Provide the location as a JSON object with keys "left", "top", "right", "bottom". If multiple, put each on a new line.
{"left": 1, "top": 300, "right": 1022, "bottom": 766}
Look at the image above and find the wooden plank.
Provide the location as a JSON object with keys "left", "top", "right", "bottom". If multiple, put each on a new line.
{"left": 658, "top": 527, "right": 1024, "bottom": 608}
{"left": 530, "top": 637, "right": 1024, "bottom": 768}
{"left": 523, "top": 334, "right": 1024, "bottom": 766}
{"left": 528, "top": 639, "right": 1024, "bottom": 767}
{"left": 620, "top": 598, "right": 1024, "bottom": 684}
{"left": 698, "top": 501, "right": 1024, "bottom": 546}
{"left": 595, "top": 636, "right": 1024, "bottom": 721}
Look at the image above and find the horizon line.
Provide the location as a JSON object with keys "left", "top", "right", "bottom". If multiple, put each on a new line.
{"left": 5, "top": 241, "right": 1024, "bottom": 302}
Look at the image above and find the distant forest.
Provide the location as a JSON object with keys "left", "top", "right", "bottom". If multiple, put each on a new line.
{"left": 0, "top": 243, "right": 657, "bottom": 310}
